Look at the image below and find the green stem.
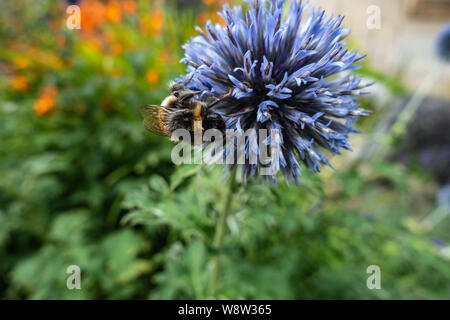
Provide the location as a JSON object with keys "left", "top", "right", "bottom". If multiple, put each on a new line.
{"left": 389, "top": 63, "right": 442, "bottom": 143}
{"left": 376, "top": 62, "right": 443, "bottom": 159}
{"left": 209, "top": 166, "right": 237, "bottom": 297}
{"left": 361, "top": 62, "right": 443, "bottom": 162}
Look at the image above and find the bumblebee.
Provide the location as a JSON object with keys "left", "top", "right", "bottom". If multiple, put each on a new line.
{"left": 140, "top": 81, "right": 228, "bottom": 144}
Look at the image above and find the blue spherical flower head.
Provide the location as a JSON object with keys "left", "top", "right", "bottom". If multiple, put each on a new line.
{"left": 436, "top": 24, "right": 450, "bottom": 62}
{"left": 179, "top": 0, "right": 372, "bottom": 184}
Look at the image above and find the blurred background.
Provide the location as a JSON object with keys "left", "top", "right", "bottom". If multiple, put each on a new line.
{"left": 0, "top": 0, "right": 449, "bottom": 299}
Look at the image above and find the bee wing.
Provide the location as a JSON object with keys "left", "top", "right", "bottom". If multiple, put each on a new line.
{"left": 140, "top": 105, "right": 172, "bottom": 137}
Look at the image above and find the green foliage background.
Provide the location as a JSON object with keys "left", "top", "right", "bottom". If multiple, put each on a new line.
{"left": 0, "top": 0, "right": 448, "bottom": 299}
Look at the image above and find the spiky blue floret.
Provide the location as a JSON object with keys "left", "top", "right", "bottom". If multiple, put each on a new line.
{"left": 179, "top": 0, "right": 372, "bottom": 183}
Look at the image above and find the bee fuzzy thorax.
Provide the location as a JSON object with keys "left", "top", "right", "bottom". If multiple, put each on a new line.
{"left": 161, "top": 95, "right": 178, "bottom": 108}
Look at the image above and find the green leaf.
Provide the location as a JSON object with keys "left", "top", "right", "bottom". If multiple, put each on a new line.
{"left": 170, "top": 165, "right": 202, "bottom": 191}
{"left": 149, "top": 175, "right": 169, "bottom": 194}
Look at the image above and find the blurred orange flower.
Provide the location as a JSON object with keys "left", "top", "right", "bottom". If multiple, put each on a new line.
{"left": 151, "top": 8, "right": 164, "bottom": 35}
{"left": 145, "top": 69, "right": 160, "bottom": 85}
{"left": 122, "top": 0, "right": 137, "bottom": 14}
{"left": 106, "top": 0, "right": 122, "bottom": 23}
{"left": 80, "top": 0, "right": 106, "bottom": 32}
{"left": 34, "top": 85, "right": 58, "bottom": 116}
{"left": 203, "top": 0, "right": 216, "bottom": 6}
{"left": 140, "top": 8, "right": 164, "bottom": 37}
{"left": 10, "top": 75, "right": 29, "bottom": 91}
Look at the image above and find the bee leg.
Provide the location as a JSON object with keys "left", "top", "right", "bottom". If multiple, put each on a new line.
{"left": 208, "top": 89, "right": 234, "bottom": 108}
{"left": 178, "top": 90, "right": 203, "bottom": 102}
{"left": 221, "top": 89, "right": 234, "bottom": 99}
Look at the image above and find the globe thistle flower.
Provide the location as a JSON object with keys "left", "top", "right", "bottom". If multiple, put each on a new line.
{"left": 178, "top": 0, "right": 372, "bottom": 183}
